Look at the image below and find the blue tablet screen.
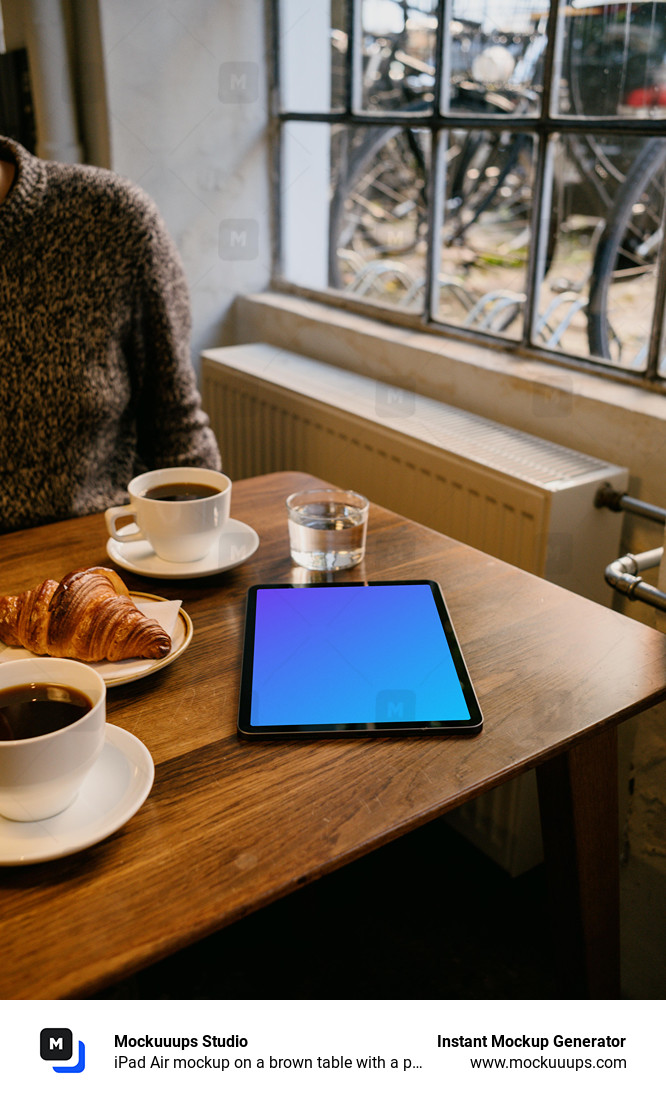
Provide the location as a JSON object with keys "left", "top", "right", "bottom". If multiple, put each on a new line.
{"left": 247, "top": 582, "right": 474, "bottom": 729}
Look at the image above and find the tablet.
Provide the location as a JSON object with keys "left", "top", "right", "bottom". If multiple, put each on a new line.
{"left": 237, "top": 580, "right": 483, "bottom": 738}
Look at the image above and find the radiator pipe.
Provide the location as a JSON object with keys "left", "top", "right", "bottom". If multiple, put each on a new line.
{"left": 604, "top": 547, "right": 666, "bottom": 610}
{"left": 595, "top": 483, "right": 666, "bottom": 525}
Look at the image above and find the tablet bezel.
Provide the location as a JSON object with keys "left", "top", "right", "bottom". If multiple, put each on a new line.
{"left": 237, "top": 580, "right": 483, "bottom": 738}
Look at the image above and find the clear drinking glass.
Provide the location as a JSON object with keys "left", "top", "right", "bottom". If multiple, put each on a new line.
{"left": 286, "top": 489, "right": 369, "bottom": 571}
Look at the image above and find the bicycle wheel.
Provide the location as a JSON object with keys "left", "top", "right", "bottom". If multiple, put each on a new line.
{"left": 445, "top": 129, "right": 529, "bottom": 244}
{"left": 329, "top": 124, "right": 429, "bottom": 289}
{"left": 329, "top": 123, "right": 529, "bottom": 291}
{"left": 587, "top": 138, "right": 666, "bottom": 362}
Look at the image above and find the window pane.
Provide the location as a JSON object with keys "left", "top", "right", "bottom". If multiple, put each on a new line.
{"left": 358, "top": 0, "right": 437, "bottom": 113}
{"left": 446, "top": 0, "right": 548, "bottom": 116}
{"left": 587, "top": 135, "right": 666, "bottom": 369}
{"left": 279, "top": 0, "right": 348, "bottom": 111}
{"left": 281, "top": 122, "right": 332, "bottom": 289}
{"left": 332, "top": 0, "right": 350, "bottom": 108}
{"left": 534, "top": 134, "right": 603, "bottom": 361}
{"left": 274, "top": 0, "right": 666, "bottom": 386}
{"left": 556, "top": 2, "right": 666, "bottom": 118}
{"left": 433, "top": 128, "right": 536, "bottom": 338}
{"left": 329, "top": 124, "right": 430, "bottom": 311}
{"left": 535, "top": 134, "right": 665, "bottom": 369}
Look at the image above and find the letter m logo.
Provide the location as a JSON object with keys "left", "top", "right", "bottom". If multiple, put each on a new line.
{"left": 40, "top": 1028, "right": 73, "bottom": 1061}
{"left": 375, "top": 689, "right": 416, "bottom": 721}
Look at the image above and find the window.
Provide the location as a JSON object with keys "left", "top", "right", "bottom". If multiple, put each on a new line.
{"left": 272, "top": 1, "right": 666, "bottom": 388}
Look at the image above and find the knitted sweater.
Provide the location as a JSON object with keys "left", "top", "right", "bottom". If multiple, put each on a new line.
{"left": 0, "top": 137, "right": 221, "bottom": 533}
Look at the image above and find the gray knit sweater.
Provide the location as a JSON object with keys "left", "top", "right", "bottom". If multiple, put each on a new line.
{"left": 0, "top": 137, "right": 221, "bottom": 533}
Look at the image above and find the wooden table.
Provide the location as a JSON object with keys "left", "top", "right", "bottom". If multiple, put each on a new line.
{"left": 2, "top": 471, "right": 666, "bottom": 1000}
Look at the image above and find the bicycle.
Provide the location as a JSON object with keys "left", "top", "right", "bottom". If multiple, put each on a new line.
{"left": 328, "top": 3, "right": 666, "bottom": 367}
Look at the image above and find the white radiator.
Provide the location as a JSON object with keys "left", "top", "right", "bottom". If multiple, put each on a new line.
{"left": 202, "top": 342, "right": 629, "bottom": 874}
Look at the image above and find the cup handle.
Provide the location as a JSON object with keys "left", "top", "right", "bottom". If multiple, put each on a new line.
{"left": 105, "top": 505, "right": 144, "bottom": 543}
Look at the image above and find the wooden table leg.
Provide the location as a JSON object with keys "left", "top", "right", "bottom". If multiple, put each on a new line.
{"left": 536, "top": 724, "right": 620, "bottom": 999}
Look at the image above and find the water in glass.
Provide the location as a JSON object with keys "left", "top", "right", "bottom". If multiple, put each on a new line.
{"left": 288, "top": 500, "right": 367, "bottom": 571}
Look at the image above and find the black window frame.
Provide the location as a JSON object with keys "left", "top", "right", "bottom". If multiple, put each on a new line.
{"left": 269, "top": 0, "right": 666, "bottom": 392}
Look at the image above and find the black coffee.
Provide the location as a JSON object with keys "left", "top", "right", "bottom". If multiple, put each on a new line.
{"left": 0, "top": 683, "right": 93, "bottom": 741}
{"left": 142, "top": 482, "right": 220, "bottom": 502}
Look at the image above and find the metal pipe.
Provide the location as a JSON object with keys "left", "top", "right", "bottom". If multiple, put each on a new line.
{"left": 595, "top": 484, "right": 666, "bottom": 525}
{"left": 605, "top": 547, "right": 666, "bottom": 611}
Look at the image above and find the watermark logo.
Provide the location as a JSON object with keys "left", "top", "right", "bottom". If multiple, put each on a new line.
{"left": 546, "top": 531, "right": 574, "bottom": 577}
{"left": 532, "top": 379, "right": 574, "bottom": 418}
{"left": 532, "top": 688, "right": 574, "bottom": 733}
{"left": 218, "top": 62, "right": 259, "bottom": 104}
{"left": 375, "top": 383, "right": 415, "bottom": 420}
{"left": 40, "top": 1028, "right": 86, "bottom": 1074}
{"left": 376, "top": 689, "right": 416, "bottom": 721}
{"left": 219, "top": 219, "right": 259, "bottom": 261}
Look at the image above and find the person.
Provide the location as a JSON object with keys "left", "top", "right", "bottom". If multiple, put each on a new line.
{"left": 0, "top": 135, "right": 221, "bottom": 534}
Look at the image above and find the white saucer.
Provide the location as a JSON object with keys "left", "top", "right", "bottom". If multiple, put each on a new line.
{"left": 0, "top": 724, "right": 154, "bottom": 865}
{"left": 106, "top": 518, "right": 260, "bottom": 579}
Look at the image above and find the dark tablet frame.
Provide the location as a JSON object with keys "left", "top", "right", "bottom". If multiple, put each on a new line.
{"left": 237, "top": 580, "right": 483, "bottom": 738}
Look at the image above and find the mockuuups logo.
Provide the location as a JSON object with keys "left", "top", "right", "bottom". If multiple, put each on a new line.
{"left": 40, "top": 1028, "right": 86, "bottom": 1073}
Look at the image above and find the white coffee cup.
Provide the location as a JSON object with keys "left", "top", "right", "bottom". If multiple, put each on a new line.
{"left": 105, "top": 467, "right": 231, "bottom": 563}
{"left": 0, "top": 658, "right": 106, "bottom": 821}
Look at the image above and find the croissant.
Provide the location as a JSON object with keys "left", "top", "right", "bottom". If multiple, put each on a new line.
{"left": 0, "top": 567, "right": 171, "bottom": 662}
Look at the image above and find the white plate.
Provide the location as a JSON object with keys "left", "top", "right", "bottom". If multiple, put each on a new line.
{"left": 0, "top": 593, "right": 193, "bottom": 688}
{"left": 0, "top": 724, "right": 154, "bottom": 865}
{"left": 106, "top": 517, "right": 260, "bottom": 579}
{"left": 101, "top": 593, "right": 193, "bottom": 686}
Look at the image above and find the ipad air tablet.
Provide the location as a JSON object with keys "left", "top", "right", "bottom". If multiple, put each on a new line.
{"left": 238, "top": 580, "right": 483, "bottom": 738}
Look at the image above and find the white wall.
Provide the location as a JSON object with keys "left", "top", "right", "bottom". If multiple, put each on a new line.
{"left": 99, "top": 0, "right": 271, "bottom": 371}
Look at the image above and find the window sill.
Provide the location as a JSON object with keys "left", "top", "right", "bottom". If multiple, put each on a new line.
{"left": 232, "top": 290, "right": 666, "bottom": 508}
